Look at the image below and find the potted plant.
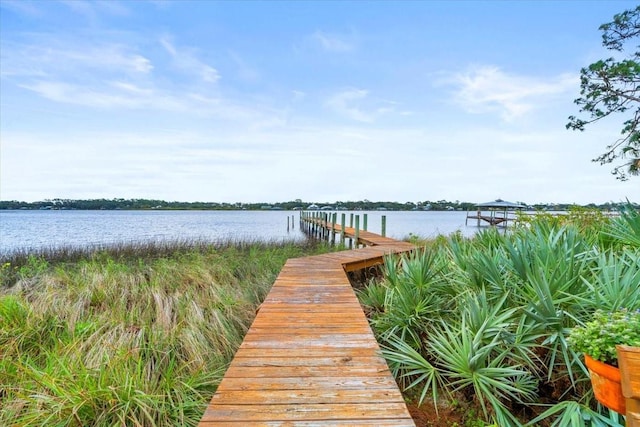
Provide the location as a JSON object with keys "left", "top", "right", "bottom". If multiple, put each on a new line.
{"left": 569, "top": 309, "right": 640, "bottom": 414}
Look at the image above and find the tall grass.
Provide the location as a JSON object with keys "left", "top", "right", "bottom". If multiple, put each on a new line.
{"left": 360, "top": 207, "right": 640, "bottom": 426}
{"left": 0, "top": 239, "right": 334, "bottom": 426}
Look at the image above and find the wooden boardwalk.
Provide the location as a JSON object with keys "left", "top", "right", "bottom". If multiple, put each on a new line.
{"left": 199, "top": 221, "right": 416, "bottom": 426}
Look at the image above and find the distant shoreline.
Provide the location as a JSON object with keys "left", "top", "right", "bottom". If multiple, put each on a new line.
{"left": 0, "top": 198, "right": 633, "bottom": 212}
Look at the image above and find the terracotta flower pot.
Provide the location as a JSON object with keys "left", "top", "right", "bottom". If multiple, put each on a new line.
{"left": 584, "top": 354, "right": 626, "bottom": 414}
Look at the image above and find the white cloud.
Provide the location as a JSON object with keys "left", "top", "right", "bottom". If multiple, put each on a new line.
{"left": 20, "top": 81, "right": 182, "bottom": 110}
{"left": 60, "top": 0, "right": 130, "bottom": 18}
{"left": 312, "top": 31, "right": 355, "bottom": 52}
{"left": 160, "top": 37, "right": 220, "bottom": 83}
{"left": 325, "top": 90, "right": 407, "bottom": 123}
{"left": 1, "top": 40, "right": 153, "bottom": 77}
{"left": 1, "top": 119, "right": 635, "bottom": 204}
{"left": 291, "top": 90, "right": 306, "bottom": 101}
{"left": 445, "top": 65, "right": 577, "bottom": 121}
{"left": 18, "top": 80, "right": 276, "bottom": 124}
{"left": 326, "top": 89, "right": 373, "bottom": 122}
{"left": 0, "top": 0, "right": 43, "bottom": 17}
{"left": 228, "top": 50, "right": 260, "bottom": 83}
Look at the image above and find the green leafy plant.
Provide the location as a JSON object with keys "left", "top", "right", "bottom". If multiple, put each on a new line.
{"left": 605, "top": 204, "right": 640, "bottom": 247}
{"left": 363, "top": 210, "right": 639, "bottom": 425}
{"left": 568, "top": 309, "right": 640, "bottom": 366}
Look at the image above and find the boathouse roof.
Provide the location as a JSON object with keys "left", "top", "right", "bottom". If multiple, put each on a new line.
{"left": 476, "top": 199, "right": 526, "bottom": 209}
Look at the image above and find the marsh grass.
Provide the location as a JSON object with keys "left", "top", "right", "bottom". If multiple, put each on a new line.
{"left": 0, "top": 238, "right": 333, "bottom": 426}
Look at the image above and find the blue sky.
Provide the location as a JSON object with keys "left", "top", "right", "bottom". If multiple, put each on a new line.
{"left": 1, "top": 0, "right": 637, "bottom": 204}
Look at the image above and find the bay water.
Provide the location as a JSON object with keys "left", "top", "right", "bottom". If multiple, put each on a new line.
{"left": 0, "top": 210, "right": 479, "bottom": 255}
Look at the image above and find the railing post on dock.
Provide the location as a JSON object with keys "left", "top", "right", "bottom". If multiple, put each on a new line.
{"left": 287, "top": 216, "right": 290, "bottom": 232}
{"left": 322, "top": 213, "right": 329, "bottom": 240}
{"left": 348, "top": 214, "right": 353, "bottom": 250}
{"left": 381, "top": 215, "right": 386, "bottom": 237}
{"left": 313, "top": 212, "right": 317, "bottom": 237}
{"left": 363, "top": 214, "right": 368, "bottom": 231}
{"left": 355, "top": 215, "right": 360, "bottom": 249}
{"left": 330, "top": 213, "right": 336, "bottom": 245}
{"left": 292, "top": 215, "right": 294, "bottom": 230}
{"left": 340, "top": 213, "right": 346, "bottom": 246}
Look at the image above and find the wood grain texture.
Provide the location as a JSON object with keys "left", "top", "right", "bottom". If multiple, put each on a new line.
{"left": 198, "top": 217, "right": 415, "bottom": 426}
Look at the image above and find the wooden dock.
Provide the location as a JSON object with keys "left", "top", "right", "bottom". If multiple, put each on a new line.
{"left": 198, "top": 217, "right": 416, "bottom": 426}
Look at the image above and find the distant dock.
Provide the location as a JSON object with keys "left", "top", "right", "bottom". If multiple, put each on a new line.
{"left": 466, "top": 199, "right": 525, "bottom": 228}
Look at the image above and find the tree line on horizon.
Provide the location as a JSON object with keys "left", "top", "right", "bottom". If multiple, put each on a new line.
{"left": 0, "top": 198, "right": 632, "bottom": 212}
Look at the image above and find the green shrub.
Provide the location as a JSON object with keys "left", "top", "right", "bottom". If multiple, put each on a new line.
{"left": 568, "top": 309, "right": 640, "bottom": 366}
{"left": 365, "top": 211, "right": 639, "bottom": 426}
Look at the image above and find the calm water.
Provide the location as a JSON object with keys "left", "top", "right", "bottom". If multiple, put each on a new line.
{"left": 0, "top": 210, "right": 478, "bottom": 254}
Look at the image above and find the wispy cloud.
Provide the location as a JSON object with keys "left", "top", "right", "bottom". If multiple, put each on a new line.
{"left": 325, "top": 89, "right": 408, "bottom": 123}
{"left": 60, "top": 0, "right": 130, "bottom": 18}
{"left": 326, "top": 89, "right": 373, "bottom": 122}
{"left": 445, "top": 65, "right": 576, "bottom": 121}
{"left": 228, "top": 50, "right": 260, "bottom": 83}
{"left": 311, "top": 31, "right": 356, "bottom": 52}
{"left": 0, "top": 0, "right": 44, "bottom": 17}
{"left": 20, "top": 81, "right": 169, "bottom": 109}
{"left": 1, "top": 32, "right": 240, "bottom": 117}
{"left": 1, "top": 40, "right": 152, "bottom": 78}
{"left": 160, "top": 37, "right": 220, "bottom": 83}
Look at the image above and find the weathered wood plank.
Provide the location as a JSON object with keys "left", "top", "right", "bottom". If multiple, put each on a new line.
{"left": 229, "top": 356, "right": 389, "bottom": 368}
{"left": 229, "top": 347, "right": 384, "bottom": 359}
{"left": 222, "top": 365, "right": 393, "bottom": 378}
{"left": 200, "top": 421, "right": 415, "bottom": 426}
{"left": 216, "top": 375, "right": 399, "bottom": 391}
{"left": 201, "top": 402, "right": 412, "bottom": 421}
{"left": 239, "top": 339, "right": 380, "bottom": 349}
{"left": 208, "top": 388, "right": 405, "bottom": 405}
{"left": 197, "top": 223, "right": 416, "bottom": 426}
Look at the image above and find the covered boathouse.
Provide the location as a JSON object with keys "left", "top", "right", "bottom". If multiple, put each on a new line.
{"left": 465, "top": 199, "right": 526, "bottom": 227}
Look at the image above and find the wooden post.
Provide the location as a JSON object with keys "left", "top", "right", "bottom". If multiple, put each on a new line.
{"left": 324, "top": 213, "right": 329, "bottom": 239}
{"left": 330, "top": 213, "right": 336, "bottom": 245}
{"left": 287, "top": 216, "right": 290, "bottom": 232}
{"left": 350, "top": 213, "right": 354, "bottom": 228}
{"left": 313, "top": 212, "right": 318, "bottom": 237}
{"left": 381, "top": 215, "right": 386, "bottom": 237}
{"left": 363, "top": 214, "right": 368, "bottom": 231}
{"left": 355, "top": 215, "right": 360, "bottom": 249}
{"left": 341, "top": 213, "right": 346, "bottom": 246}
{"left": 618, "top": 345, "right": 640, "bottom": 426}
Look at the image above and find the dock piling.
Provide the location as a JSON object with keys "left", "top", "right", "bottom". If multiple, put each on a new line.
{"left": 381, "top": 215, "right": 386, "bottom": 237}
